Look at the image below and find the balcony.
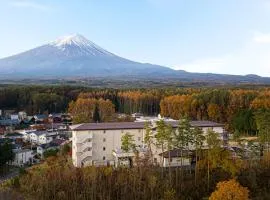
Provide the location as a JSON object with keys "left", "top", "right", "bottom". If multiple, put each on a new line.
{"left": 77, "top": 141, "right": 92, "bottom": 152}
{"left": 81, "top": 150, "right": 92, "bottom": 158}
{"left": 112, "top": 147, "right": 148, "bottom": 158}
{"left": 76, "top": 133, "right": 93, "bottom": 144}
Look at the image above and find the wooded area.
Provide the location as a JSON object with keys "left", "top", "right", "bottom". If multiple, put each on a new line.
{"left": 1, "top": 85, "right": 270, "bottom": 135}
{"left": 1, "top": 139, "right": 270, "bottom": 199}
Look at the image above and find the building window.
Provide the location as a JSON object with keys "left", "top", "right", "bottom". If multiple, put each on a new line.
{"left": 103, "top": 130, "right": 106, "bottom": 134}
{"left": 138, "top": 129, "right": 141, "bottom": 133}
{"left": 121, "top": 130, "right": 124, "bottom": 133}
{"left": 88, "top": 147, "right": 92, "bottom": 151}
{"left": 103, "top": 147, "right": 106, "bottom": 151}
{"left": 138, "top": 137, "right": 141, "bottom": 141}
{"left": 103, "top": 156, "right": 106, "bottom": 160}
{"left": 103, "top": 138, "right": 106, "bottom": 142}
{"left": 170, "top": 158, "right": 173, "bottom": 162}
{"left": 87, "top": 139, "right": 91, "bottom": 142}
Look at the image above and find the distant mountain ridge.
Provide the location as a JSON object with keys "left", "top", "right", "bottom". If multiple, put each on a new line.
{"left": 0, "top": 34, "right": 269, "bottom": 84}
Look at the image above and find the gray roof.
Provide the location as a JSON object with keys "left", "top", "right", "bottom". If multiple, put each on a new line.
{"left": 0, "top": 119, "right": 19, "bottom": 126}
{"left": 168, "top": 120, "right": 224, "bottom": 128}
{"left": 13, "top": 149, "right": 33, "bottom": 153}
{"left": 30, "top": 131, "right": 48, "bottom": 136}
{"left": 160, "top": 149, "right": 192, "bottom": 158}
{"left": 72, "top": 121, "right": 223, "bottom": 131}
{"left": 73, "top": 122, "right": 146, "bottom": 130}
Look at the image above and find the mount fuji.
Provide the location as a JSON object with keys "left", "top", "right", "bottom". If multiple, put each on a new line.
{"left": 0, "top": 34, "right": 174, "bottom": 78}
{"left": 0, "top": 34, "right": 269, "bottom": 84}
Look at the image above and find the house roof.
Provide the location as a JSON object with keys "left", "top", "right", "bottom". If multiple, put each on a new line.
{"left": 0, "top": 138, "right": 12, "bottom": 144}
{"left": 13, "top": 149, "right": 32, "bottom": 153}
{"left": 0, "top": 119, "right": 19, "bottom": 126}
{"left": 30, "top": 131, "right": 47, "bottom": 136}
{"left": 49, "top": 113, "right": 62, "bottom": 118}
{"left": 39, "top": 139, "right": 66, "bottom": 149}
{"left": 72, "top": 120, "right": 223, "bottom": 131}
{"left": 51, "top": 139, "right": 66, "bottom": 146}
{"left": 34, "top": 114, "right": 48, "bottom": 120}
{"left": 45, "top": 123, "right": 67, "bottom": 130}
{"left": 5, "top": 132, "right": 23, "bottom": 137}
{"left": 167, "top": 120, "right": 224, "bottom": 128}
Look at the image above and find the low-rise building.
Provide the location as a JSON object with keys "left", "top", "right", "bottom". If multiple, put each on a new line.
{"left": 159, "top": 149, "right": 192, "bottom": 167}
{"left": 71, "top": 120, "right": 225, "bottom": 168}
{"left": 12, "top": 149, "right": 34, "bottom": 167}
{"left": 37, "top": 139, "right": 66, "bottom": 157}
{"left": 4, "top": 132, "right": 24, "bottom": 140}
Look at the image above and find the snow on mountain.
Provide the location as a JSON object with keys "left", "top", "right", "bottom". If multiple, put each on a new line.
{"left": 0, "top": 34, "right": 173, "bottom": 77}
{"left": 49, "top": 34, "right": 114, "bottom": 57}
{"left": 0, "top": 34, "right": 269, "bottom": 84}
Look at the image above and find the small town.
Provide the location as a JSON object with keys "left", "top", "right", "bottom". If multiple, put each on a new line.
{"left": 0, "top": 86, "right": 269, "bottom": 200}
{"left": 0, "top": 109, "right": 261, "bottom": 170}
{"left": 0, "top": 105, "right": 266, "bottom": 189}
{"left": 1, "top": 1, "right": 270, "bottom": 199}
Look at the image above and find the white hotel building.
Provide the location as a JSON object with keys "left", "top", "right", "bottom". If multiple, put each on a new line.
{"left": 71, "top": 121, "right": 225, "bottom": 168}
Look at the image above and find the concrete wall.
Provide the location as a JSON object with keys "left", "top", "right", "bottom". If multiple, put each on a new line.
{"left": 72, "top": 125, "right": 224, "bottom": 168}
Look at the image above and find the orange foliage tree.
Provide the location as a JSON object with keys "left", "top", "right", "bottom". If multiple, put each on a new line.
{"left": 209, "top": 179, "right": 249, "bottom": 200}
{"left": 207, "top": 103, "right": 221, "bottom": 121}
{"left": 68, "top": 98, "right": 115, "bottom": 123}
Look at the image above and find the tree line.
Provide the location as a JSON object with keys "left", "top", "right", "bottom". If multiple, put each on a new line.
{"left": 1, "top": 85, "right": 270, "bottom": 136}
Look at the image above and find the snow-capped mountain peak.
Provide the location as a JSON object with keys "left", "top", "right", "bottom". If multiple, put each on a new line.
{"left": 51, "top": 34, "right": 89, "bottom": 47}
{"left": 49, "top": 33, "right": 113, "bottom": 57}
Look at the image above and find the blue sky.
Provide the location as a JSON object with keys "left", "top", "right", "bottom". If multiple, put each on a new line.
{"left": 0, "top": 0, "right": 270, "bottom": 76}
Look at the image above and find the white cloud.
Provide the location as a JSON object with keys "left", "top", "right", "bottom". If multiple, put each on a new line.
{"left": 174, "top": 32, "right": 270, "bottom": 77}
{"left": 10, "top": 1, "right": 50, "bottom": 11}
{"left": 253, "top": 32, "right": 270, "bottom": 44}
{"left": 175, "top": 58, "right": 226, "bottom": 74}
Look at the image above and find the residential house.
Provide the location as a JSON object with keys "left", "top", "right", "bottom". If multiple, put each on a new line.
{"left": 28, "top": 130, "right": 59, "bottom": 144}
{"left": 34, "top": 114, "right": 48, "bottom": 124}
{"left": 4, "top": 132, "right": 24, "bottom": 140}
{"left": 48, "top": 113, "right": 62, "bottom": 123}
{"left": 37, "top": 139, "right": 66, "bottom": 157}
{"left": 12, "top": 149, "right": 34, "bottom": 167}
{"left": 159, "top": 149, "right": 192, "bottom": 167}
{"left": 39, "top": 132, "right": 60, "bottom": 144}
{"left": 10, "top": 114, "right": 19, "bottom": 120}
{"left": 29, "top": 131, "right": 46, "bottom": 144}
{"left": 18, "top": 111, "right": 27, "bottom": 121}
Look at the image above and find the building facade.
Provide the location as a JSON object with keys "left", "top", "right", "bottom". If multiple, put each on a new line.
{"left": 12, "top": 149, "right": 34, "bottom": 167}
{"left": 71, "top": 121, "right": 225, "bottom": 168}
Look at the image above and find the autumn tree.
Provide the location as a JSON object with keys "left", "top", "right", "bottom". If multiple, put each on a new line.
{"left": 98, "top": 98, "right": 115, "bottom": 122}
{"left": 190, "top": 127, "right": 205, "bottom": 185}
{"left": 209, "top": 179, "right": 249, "bottom": 200}
{"left": 205, "top": 129, "right": 222, "bottom": 191}
{"left": 173, "top": 117, "right": 191, "bottom": 167}
{"left": 144, "top": 122, "right": 154, "bottom": 163}
{"left": 68, "top": 98, "right": 115, "bottom": 123}
{"left": 207, "top": 103, "right": 222, "bottom": 122}
{"left": 254, "top": 109, "right": 270, "bottom": 158}
{"left": 68, "top": 98, "right": 97, "bottom": 123}
{"left": 155, "top": 119, "right": 169, "bottom": 168}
